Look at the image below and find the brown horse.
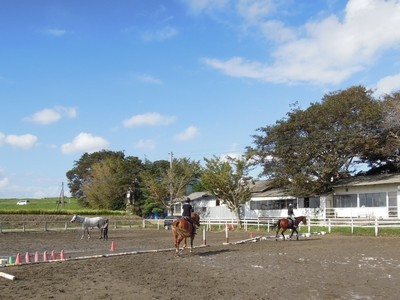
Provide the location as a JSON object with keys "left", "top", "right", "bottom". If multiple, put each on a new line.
{"left": 273, "top": 216, "right": 307, "bottom": 241}
{"left": 171, "top": 213, "right": 200, "bottom": 255}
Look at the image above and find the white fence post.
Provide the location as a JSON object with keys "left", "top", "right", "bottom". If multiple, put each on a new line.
{"left": 328, "top": 219, "right": 331, "bottom": 233}
{"left": 351, "top": 218, "right": 354, "bottom": 234}
{"left": 375, "top": 218, "right": 378, "bottom": 236}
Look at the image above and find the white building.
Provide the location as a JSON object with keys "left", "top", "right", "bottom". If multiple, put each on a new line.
{"left": 171, "top": 174, "right": 400, "bottom": 220}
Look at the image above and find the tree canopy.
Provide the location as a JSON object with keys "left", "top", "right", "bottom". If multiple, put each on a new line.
{"left": 140, "top": 158, "right": 201, "bottom": 213}
{"left": 201, "top": 155, "right": 253, "bottom": 227}
{"left": 247, "top": 86, "right": 400, "bottom": 196}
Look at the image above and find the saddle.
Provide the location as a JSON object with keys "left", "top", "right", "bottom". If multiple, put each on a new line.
{"left": 182, "top": 216, "right": 196, "bottom": 234}
{"left": 288, "top": 219, "right": 296, "bottom": 228}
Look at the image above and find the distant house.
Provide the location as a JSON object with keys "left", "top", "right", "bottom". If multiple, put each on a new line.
{"left": 171, "top": 192, "right": 236, "bottom": 219}
{"left": 171, "top": 173, "right": 400, "bottom": 220}
{"left": 247, "top": 180, "right": 323, "bottom": 219}
{"left": 329, "top": 173, "right": 400, "bottom": 219}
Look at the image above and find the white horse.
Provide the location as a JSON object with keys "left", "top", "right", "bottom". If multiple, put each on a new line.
{"left": 70, "top": 215, "right": 108, "bottom": 240}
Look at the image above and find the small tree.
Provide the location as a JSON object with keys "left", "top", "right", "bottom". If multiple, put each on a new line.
{"left": 201, "top": 156, "right": 253, "bottom": 228}
{"left": 140, "top": 158, "right": 201, "bottom": 213}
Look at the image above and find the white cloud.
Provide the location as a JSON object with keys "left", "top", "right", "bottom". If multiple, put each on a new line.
{"left": 236, "top": 0, "right": 275, "bottom": 24}
{"left": 0, "top": 168, "right": 8, "bottom": 188}
{"left": 375, "top": 73, "right": 400, "bottom": 96}
{"left": 123, "top": 112, "right": 176, "bottom": 127}
{"left": 5, "top": 134, "right": 38, "bottom": 149}
{"left": 174, "top": 126, "right": 199, "bottom": 141}
{"left": 0, "top": 176, "right": 9, "bottom": 188}
{"left": 185, "top": 0, "right": 229, "bottom": 14}
{"left": 26, "top": 108, "right": 61, "bottom": 124}
{"left": 135, "top": 139, "right": 156, "bottom": 150}
{"left": 0, "top": 131, "right": 5, "bottom": 146}
{"left": 44, "top": 28, "right": 67, "bottom": 37}
{"left": 135, "top": 74, "right": 163, "bottom": 85}
{"left": 141, "top": 26, "right": 178, "bottom": 42}
{"left": 25, "top": 106, "right": 78, "bottom": 125}
{"left": 61, "top": 132, "right": 109, "bottom": 154}
{"left": 203, "top": 0, "right": 400, "bottom": 85}
{"left": 57, "top": 106, "right": 78, "bottom": 118}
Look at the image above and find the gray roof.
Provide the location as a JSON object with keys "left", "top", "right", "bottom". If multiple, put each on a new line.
{"left": 250, "top": 180, "right": 292, "bottom": 197}
{"left": 187, "top": 192, "right": 216, "bottom": 201}
{"left": 332, "top": 173, "right": 400, "bottom": 187}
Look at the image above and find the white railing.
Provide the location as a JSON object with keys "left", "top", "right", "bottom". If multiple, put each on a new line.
{"left": 199, "top": 217, "right": 400, "bottom": 237}
{"left": 1, "top": 217, "right": 400, "bottom": 236}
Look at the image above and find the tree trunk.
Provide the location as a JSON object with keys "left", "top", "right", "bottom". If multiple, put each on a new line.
{"left": 234, "top": 208, "right": 242, "bottom": 229}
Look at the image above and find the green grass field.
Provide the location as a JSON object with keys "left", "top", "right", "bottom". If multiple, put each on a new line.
{"left": 0, "top": 198, "right": 128, "bottom": 216}
{"left": 0, "top": 198, "right": 82, "bottom": 210}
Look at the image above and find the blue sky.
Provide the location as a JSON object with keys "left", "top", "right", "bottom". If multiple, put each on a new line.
{"left": 1, "top": 0, "right": 400, "bottom": 198}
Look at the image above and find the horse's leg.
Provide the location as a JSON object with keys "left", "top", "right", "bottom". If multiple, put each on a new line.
{"left": 281, "top": 228, "right": 286, "bottom": 241}
{"left": 182, "top": 237, "right": 187, "bottom": 252}
{"left": 80, "top": 226, "right": 85, "bottom": 239}
{"left": 173, "top": 232, "right": 180, "bottom": 255}
{"left": 189, "top": 235, "right": 194, "bottom": 253}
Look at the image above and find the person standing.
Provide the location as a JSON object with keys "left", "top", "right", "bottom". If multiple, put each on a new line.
{"left": 101, "top": 218, "right": 109, "bottom": 241}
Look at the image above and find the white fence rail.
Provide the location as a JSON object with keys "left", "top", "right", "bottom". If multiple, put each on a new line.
{"left": 200, "top": 217, "right": 400, "bottom": 237}
{"left": 1, "top": 217, "right": 400, "bottom": 236}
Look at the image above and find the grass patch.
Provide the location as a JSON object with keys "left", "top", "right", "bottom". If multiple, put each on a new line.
{"left": 0, "top": 198, "right": 126, "bottom": 216}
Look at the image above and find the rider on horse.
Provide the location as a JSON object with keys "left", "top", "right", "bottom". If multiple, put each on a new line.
{"left": 288, "top": 203, "right": 297, "bottom": 229}
{"left": 182, "top": 197, "right": 196, "bottom": 235}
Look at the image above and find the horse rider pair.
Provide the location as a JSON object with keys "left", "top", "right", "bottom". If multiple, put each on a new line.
{"left": 288, "top": 203, "right": 297, "bottom": 229}
{"left": 182, "top": 198, "right": 197, "bottom": 235}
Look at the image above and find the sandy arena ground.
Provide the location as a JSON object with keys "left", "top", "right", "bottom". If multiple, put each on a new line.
{"left": 0, "top": 225, "right": 399, "bottom": 300}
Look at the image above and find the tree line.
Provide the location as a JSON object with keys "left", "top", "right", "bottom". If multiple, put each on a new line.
{"left": 66, "top": 85, "right": 400, "bottom": 221}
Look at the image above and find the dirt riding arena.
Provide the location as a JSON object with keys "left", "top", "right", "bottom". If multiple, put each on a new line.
{"left": 1, "top": 226, "right": 399, "bottom": 299}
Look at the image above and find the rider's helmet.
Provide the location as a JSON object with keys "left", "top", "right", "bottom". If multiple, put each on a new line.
{"left": 186, "top": 197, "right": 191, "bottom": 203}
{"left": 289, "top": 203, "right": 293, "bottom": 206}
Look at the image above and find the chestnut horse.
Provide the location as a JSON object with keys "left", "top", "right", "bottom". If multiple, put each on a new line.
{"left": 273, "top": 216, "right": 307, "bottom": 241}
{"left": 171, "top": 213, "right": 200, "bottom": 255}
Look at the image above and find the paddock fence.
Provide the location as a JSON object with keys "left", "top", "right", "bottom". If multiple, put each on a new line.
{"left": 1, "top": 217, "right": 400, "bottom": 236}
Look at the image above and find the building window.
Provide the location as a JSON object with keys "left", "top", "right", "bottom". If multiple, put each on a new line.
{"left": 298, "top": 197, "right": 320, "bottom": 208}
{"left": 359, "top": 192, "right": 386, "bottom": 207}
{"left": 250, "top": 199, "right": 296, "bottom": 210}
{"left": 333, "top": 194, "right": 357, "bottom": 208}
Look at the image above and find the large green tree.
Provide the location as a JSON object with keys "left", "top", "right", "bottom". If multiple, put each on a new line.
{"left": 82, "top": 157, "right": 129, "bottom": 210}
{"left": 66, "top": 150, "right": 144, "bottom": 211}
{"left": 363, "top": 91, "right": 400, "bottom": 174}
{"left": 201, "top": 155, "right": 253, "bottom": 227}
{"left": 247, "top": 86, "right": 384, "bottom": 196}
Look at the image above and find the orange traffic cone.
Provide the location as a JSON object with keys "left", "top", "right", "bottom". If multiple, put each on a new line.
{"left": 25, "top": 252, "right": 30, "bottom": 263}
{"left": 110, "top": 240, "right": 115, "bottom": 251}
{"left": 15, "top": 253, "right": 21, "bottom": 265}
{"left": 43, "top": 251, "right": 48, "bottom": 262}
{"left": 34, "top": 251, "right": 39, "bottom": 263}
{"left": 60, "top": 250, "right": 65, "bottom": 260}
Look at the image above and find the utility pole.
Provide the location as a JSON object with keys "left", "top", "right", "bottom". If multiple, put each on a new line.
{"left": 168, "top": 152, "right": 173, "bottom": 214}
